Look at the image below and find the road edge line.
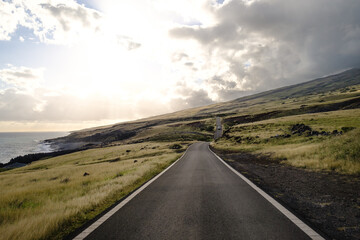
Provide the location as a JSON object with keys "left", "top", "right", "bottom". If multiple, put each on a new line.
{"left": 73, "top": 146, "right": 191, "bottom": 240}
{"left": 208, "top": 145, "right": 325, "bottom": 240}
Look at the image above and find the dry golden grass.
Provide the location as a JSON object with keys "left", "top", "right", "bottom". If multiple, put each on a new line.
{"left": 0, "top": 142, "right": 186, "bottom": 240}
{"left": 264, "top": 129, "right": 360, "bottom": 174}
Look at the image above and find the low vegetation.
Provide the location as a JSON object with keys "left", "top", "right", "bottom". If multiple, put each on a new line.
{"left": 0, "top": 142, "right": 189, "bottom": 240}
{"left": 280, "top": 128, "right": 360, "bottom": 174}
{"left": 213, "top": 109, "right": 360, "bottom": 174}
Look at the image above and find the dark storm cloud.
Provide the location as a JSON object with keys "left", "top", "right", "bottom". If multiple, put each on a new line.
{"left": 206, "top": 76, "right": 237, "bottom": 89}
{"left": 170, "top": 0, "right": 360, "bottom": 96}
{"left": 206, "top": 75, "right": 253, "bottom": 101}
{"left": 170, "top": 88, "right": 214, "bottom": 110}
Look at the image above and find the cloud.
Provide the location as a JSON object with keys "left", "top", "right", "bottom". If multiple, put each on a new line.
{"left": 0, "top": 87, "right": 175, "bottom": 123}
{"left": 117, "top": 35, "right": 141, "bottom": 50}
{"left": 0, "top": 0, "right": 103, "bottom": 45}
{"left": 171, "top": 52, "right": 189, "bottom": 62}
{"left": 0, "top": 1, "right": 27, "bottom": 40}
{"left": 2, "top": 0, "right": 360, "bottom": 131}
{"left": 0, "top": 64, "right": 170, "bottom": 122}
{"left": 170, "top": 88, "right": 214, "bottom": 111}
{"left": 0, "top": 89, "right": 42, "bottom": 120}
{"left": 170, "top": 0, "right": 360, "bottom": 94}
{"left": 39, "top": 3, "right": 100, "bottom": 30}
{"left": 0, "top": 88, "right": 110, "bottom": 121}
{"left": 0, "top": 66, "right": 44, "bottom": 91}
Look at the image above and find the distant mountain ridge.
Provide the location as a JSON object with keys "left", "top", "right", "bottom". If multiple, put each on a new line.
{"left": 233, "top": 68, "right": 360, "bottom": 102}
{"left": 193, "top": 68, "right": 360, "bottom": 116}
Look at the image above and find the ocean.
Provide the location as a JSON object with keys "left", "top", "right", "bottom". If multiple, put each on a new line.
{"left": 0, "top": 132, "right": 69, "bottom": 164}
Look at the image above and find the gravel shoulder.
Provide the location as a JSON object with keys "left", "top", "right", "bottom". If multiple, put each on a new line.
{"left": 211, "top": 147, "right": 360, "bottom": 240}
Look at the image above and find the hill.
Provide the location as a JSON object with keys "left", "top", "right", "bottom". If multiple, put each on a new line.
{"left": 48, "top": 68, "right": 360, "bottom": 147}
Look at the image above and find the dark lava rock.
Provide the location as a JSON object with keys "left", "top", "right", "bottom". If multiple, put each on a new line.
{"left": 291, "top": 123, "right": 312, "bottom": 134}
{"left": 309, "top": 130, "right": 320, "bottom": 136}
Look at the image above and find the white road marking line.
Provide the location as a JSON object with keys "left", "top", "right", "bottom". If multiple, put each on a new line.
{"left": 208, "top": 145, "right": 325, "bottom": 240}
{"left": 73, "top": 146, "right": 191, "bottom": 240}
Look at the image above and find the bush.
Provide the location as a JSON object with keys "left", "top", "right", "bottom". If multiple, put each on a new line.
{"left": 169, "top": 144, "right": 182, "bottom": 149}
{"left": 205, "top": 125, "right": 215, "bottom": 132}
{"left": 341, "top": 126, "right": 356, "bottom": 133}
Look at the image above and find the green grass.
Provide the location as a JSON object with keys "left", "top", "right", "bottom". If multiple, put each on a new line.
{"left": 0, "top": 142, "right": 187, "bottom": 240}
{"left": 324, "top": 129, "right": 360, "bottom": 162}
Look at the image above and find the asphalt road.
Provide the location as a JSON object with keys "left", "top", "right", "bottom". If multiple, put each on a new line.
{"left": 83, "top": 142, "right": 312, "bottom": 240}
{"left": 214, "top": 117, "right": 222, "bottom": 140}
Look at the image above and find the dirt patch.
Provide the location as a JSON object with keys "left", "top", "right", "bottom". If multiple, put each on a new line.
{"left": 211, "top": 147, "right": 360, "bottom": 240}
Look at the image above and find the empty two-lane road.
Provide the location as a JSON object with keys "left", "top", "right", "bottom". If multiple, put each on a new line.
{"left": 82, "top": 142, "right": 314, "bottom": 240}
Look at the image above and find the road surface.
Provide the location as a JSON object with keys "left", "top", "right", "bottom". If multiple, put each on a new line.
{"left": 214, "top": 117, "right": 222, "bottom": 140}
{"left": 82, "top": 142, "right": 314, "bottom": 240}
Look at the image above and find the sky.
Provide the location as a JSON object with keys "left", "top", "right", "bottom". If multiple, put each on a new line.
{"left": 0, "top": 0, "right": 360, "bottom": 132}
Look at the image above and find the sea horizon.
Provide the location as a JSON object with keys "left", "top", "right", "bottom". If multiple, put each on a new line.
{"left": 0, "top": 132, "right": 69, "bottom": 164}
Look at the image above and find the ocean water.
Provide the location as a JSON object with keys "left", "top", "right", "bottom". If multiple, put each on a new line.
{"left": 0, "top": 132, "right": 69, "bottom": 164}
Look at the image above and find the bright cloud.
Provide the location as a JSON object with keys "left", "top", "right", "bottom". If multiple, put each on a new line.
{"left": 0, "top": 0, "right": 103, "bottom": 45}
{"left": 0, "top": 1, "right": 23, "bottom": 40}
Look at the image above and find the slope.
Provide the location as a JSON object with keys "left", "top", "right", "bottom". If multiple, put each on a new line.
{"left": 47, "top": 68, "right": 360, "bottom": 147}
